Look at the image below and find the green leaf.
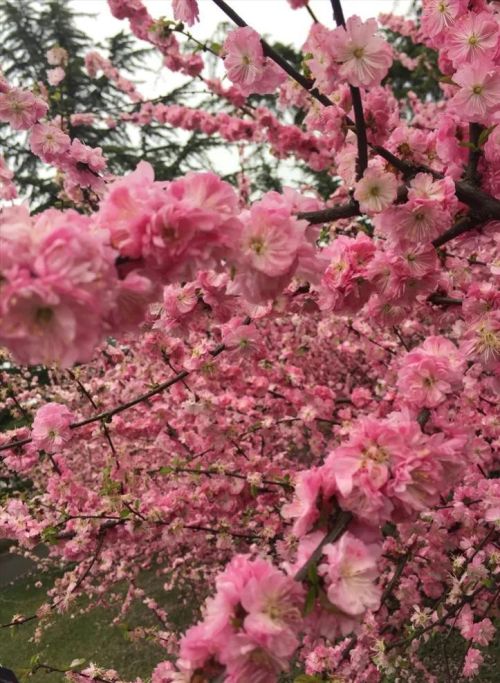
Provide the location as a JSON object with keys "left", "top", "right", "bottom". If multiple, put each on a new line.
{"left": 41, "top": 525, "right": 59, "bottom": 545}
{"left": 303, "top": 583, "right": 317, "bottom": 616}
{"left": 307, "top": 561, "right": 319, "bottom": 586}
{"left": 478, "top": 124, "right": 497, "bottom": 147}
{"left": 294, "top": 675, "right": 324, "bottom": 683}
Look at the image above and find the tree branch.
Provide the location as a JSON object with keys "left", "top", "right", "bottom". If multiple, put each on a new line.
{"left": 297, "top": 201, "right": 360, "bottom": 224}
{"left": 294, "top": 509, "right": 353, "bottom": 582}
{"left": 210, "top": 0, "right": 333, "bottom": 108}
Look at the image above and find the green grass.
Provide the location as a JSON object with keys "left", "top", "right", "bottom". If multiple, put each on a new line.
{"left": 0, "top": 568, "right": 194, "bottom": 682}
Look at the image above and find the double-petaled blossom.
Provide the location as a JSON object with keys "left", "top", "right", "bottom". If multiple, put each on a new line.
{"left": 31, "top": 402, "right": 75, "bottom": 451}
{"left": 175, "top": 555, "right": 304, "bottom": 681}
{"left": 319, "top": 234, "right": 376, "bottom": 313}
{"left": 0, "top": 205, "right": 120, "bottom": 366}
{"left": 223, "top": 27, "right": 286, "bottom": 96}
{"left": 330, "top": 16, "right": 393, "bottom": 88}
{"left": 319, "top": 533, "right": 381, "bottom": 616}
{"left": 30, "top": 123, "right": 71, "bottom": 163}
{"left": 397, "top": 336, "right": 465, "bottom": 408}
{"left": 233, "top": 192, "right": 313, "bottom": 302}
{"left": 354, "top": 166, "right": 398, "bottom": 213}
{"left": 0, "top": 86, "right": 48, "bottom": 129}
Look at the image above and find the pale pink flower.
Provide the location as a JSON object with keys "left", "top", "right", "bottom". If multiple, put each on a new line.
{"left": 450, "top": 60, "right": 500, "bottom": 122}
{"left": 0, "top": 156, "right": 17, "bottom": 200}
{"left": 281, "top": 468, "right": 327, "bottom": 537}
{"left": 323, "top": 416, "right": 395, "bottom": 497}
{"left": 31, "top": 402, "right": 75, "bottom": 451}
{"left": 330, "top": 16, "right": 393, "bottom": 88}
{"left": 377, "top": 199, "right": 448, "bottom": 246}
{"left": 46, "top": 46, "right": 68, "bottom": 66}
{"left": 172, "top": 0, "right": 199, "bottom": 26}
{"left": 319, "top": 533, "right": 381, "bottom": 616}
{"left": 221, "top": 633, "right": 288, "bottom": 683}
{"left": 47, "top": 67, "right": 65, "bottom": 86}
{"left": 354, "top": 167, "right": 398, "bottom": 213}
{"left": 223, "top": 27, "right": 265, "bottom": 88}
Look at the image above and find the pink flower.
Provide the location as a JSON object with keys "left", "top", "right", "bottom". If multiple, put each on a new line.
{"left": 319, "top": 234, "right": 375, "bottom": 313}
{"left": 319, "top": 533, "right": 381, "bottom": 616}
{"left": 323, "top": 416, "right": 395, "bottom": 497}
{"left": 422, "top": 0, "right": 468, "bottom": 38}
{"left": 376, "top": 199, "right": 448, "bottom": 246}
{"left": 223, "top": 27, "right": 265, "bottom": 89}
{"left": 0, "top": 87, "right": 48, "bottom": 130}
{"left": 238, "top": 205, "right": 301, "bottom": 278}
{"left": 354, "top": 166, "right": 398, "bottom": 213}
{"left": 223, "top": 27, "right": 285, "bottom": 96}
{"left": 47, "top": 67, "right": 65, "bottom": 86}
{"left": 30, "top": 123, "right": 71, "bottom": 163}
{"left": 172, "top": 0, "right": 199, "bottom": 26}
{"left": 240, "top": 568, "right": 303, "bottom": 656}
{"left": 46, "top": 46, "right": 68, "bottom": 66}
{"left": 462, "top": 648, "right": 484, "bottom": 678}
{"left": 281, "top": 468, "right": 329, "bottom": 537}
{"left": 330, "top": 16, "right": 393, "bottom": 88}
{"left": 31, "top": 402, "right": 75, "bottom": 451}
{"left": 396, "top": 336, "right": 464, "bottom": 408}
{"left": 445, "top": 11, "right": 499, "bottom": 65}
{"left": 450, "top": 60, "right": 500, "bottom": 122}
{"left": 0, "top": 156, "right": 17, "bottom": 200}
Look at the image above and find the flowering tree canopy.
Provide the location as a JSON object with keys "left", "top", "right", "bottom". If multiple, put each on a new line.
{"left": 0, "top": 0, "right": 499, "bottom": 681}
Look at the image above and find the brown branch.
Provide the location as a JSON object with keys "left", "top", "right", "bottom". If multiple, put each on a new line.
{"left": 297, "top": 201, "right": 360, "bottom": 224}
{"left": 294, "top": 509, "right": 353, "bottom": 582}
{"left": 432, "top": 215, "right": 477, "bottom": 249}
{"left": 464, "top": 122, "right": 484, "bottom": 186}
